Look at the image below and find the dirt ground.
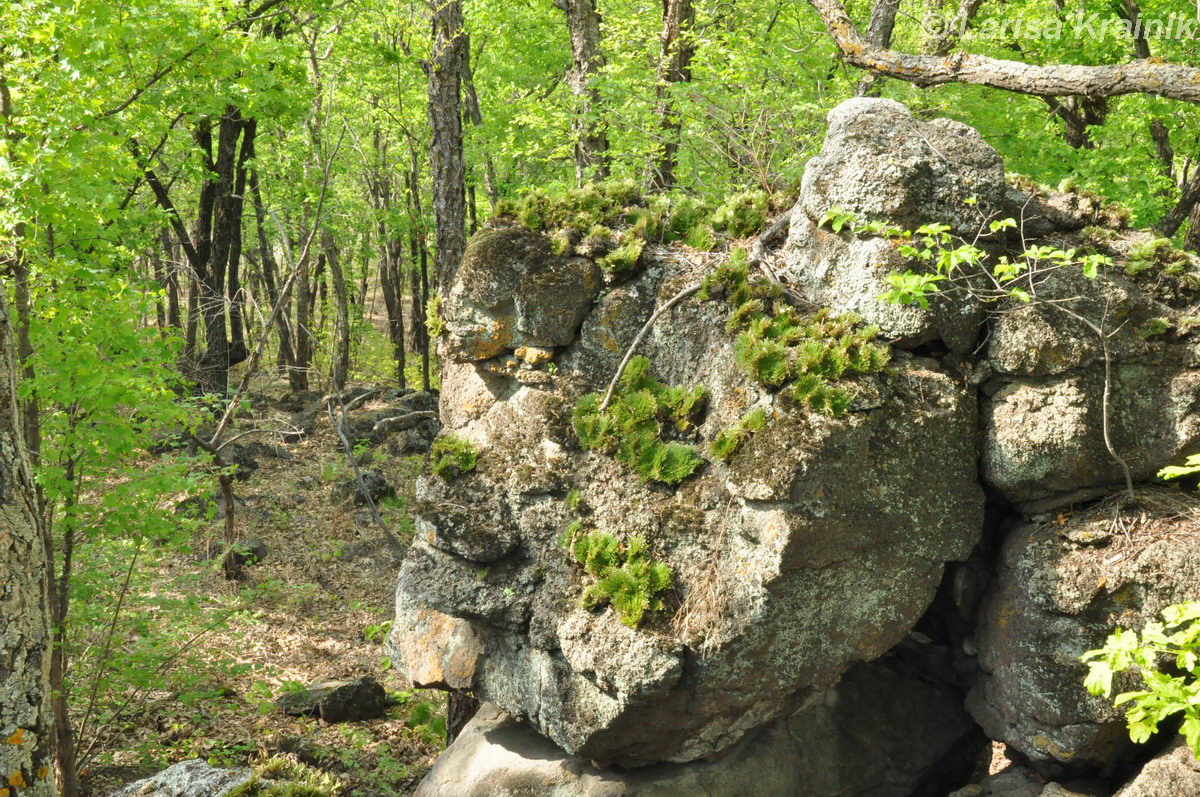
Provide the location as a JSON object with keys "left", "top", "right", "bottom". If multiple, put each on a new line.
{"left": 82, "top": 389, "right": 446, "bottom": 796}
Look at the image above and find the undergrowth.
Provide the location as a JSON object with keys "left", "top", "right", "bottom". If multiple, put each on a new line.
{"left": 572, "top": 356, "right": 706, "bottom": 485}
{"left": 699, "top": 249, "right": 890, "bottom": 414}
{"left": 559, "top": 522, "right": 673, "bottom": 628}
{"left": 226, "top": 755, "right": 342, "bottom": 796}
{"left": 1125, "top": 238, "right": 1195, "bottom": 281}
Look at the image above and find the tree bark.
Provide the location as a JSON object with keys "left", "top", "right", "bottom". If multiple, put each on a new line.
{"left": 649, "top": 0, "right": 696, "bottom": 191}
{"left": 808, "top": 0, "right": 1200, "bottom": 104}
{"left": 1185, "top": 201, "right": 1200, "bottom": 253}
{"left": 0, "top": 286, "right": 56, "bottom": 796}
{"left": 427, "top": 0, "right": 468, "bottom": 290}
{"left": 324, "top": 230, "right": 351, "bottom": 391}
{"left": 855, "top": 0, "right": 900, "bottom": 96}
{"left": 554, "top": 0, "right": 610, "bottom": 183}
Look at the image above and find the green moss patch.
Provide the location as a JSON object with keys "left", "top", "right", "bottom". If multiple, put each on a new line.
{"left": 226, "top": 756, "right": 342, "bottom": 796}
{"left": 491, "top": 182, "right": 774, "bottom": 274}
{"left": 1125, "top": 237, "right": 1193, "bottom": 278}
{"left": 430, "top": 435, "right": 479, "bottom": 479}
{"left": 711, "top": 190, "right": 769, "bottom": 239}
{"left": 709, "top": 407, "right": 767, "bottom": 461}
{"left": 700, "top": 249, "right": 890, "bottom": 415}
{"left": 572, "top": 356, "right": 706, "bottom": 485}
{"left": 560, "top": 523, "right": 673, "bottom": 628}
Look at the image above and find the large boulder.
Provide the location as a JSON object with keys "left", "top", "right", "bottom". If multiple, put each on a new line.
{"left": 794, "top": 97, "right": 1008, "bottom": 237}
{"left": 982, "top": 254, "right": 1200, "bottom": 505}
{"left": 782, "top": 98, "right": 1007, "bottom": 351}
{"left": 390, "top": 240, "right": 985, "bottom": 767}
{"left": 442, "top": 227, "right": 602, "bottom": 361}
{"left": 416, "top": 650, "right": 977, "bottom": 797}
{"left": 967, "top": 489, "right": 1200, "bottom": 773}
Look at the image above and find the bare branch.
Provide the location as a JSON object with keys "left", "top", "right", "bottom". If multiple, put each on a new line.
{"left": 809, "top": 0, "right": 1200, "bottom": 104}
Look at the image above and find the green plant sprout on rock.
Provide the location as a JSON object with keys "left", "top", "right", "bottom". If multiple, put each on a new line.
{"left": 429, "top": 435, "right": 479, "bottom": 479}
{"left": 814, "top": 205, "right": 1114, "bottom": 309}
{"left": 1082, "top": 602, "right": 1200, "bottom": 756}
{"left": 699, "top": 248, "right": 890, "bottom": 415}
{"left": 572, "top": 356, "right": 706, "bottom": 485}
{"left": 709, "top": 407, "right": 767, "bottom": 461}
{"left": 560, "top": 523, "right": 673, "bottom": 628}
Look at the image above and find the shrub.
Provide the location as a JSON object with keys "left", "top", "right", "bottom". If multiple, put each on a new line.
{"left": 430, "top": 435, "right": 479, "bottom": 479}
{"left": 1082, "top": 602, "right": 1200, "bottom": 756}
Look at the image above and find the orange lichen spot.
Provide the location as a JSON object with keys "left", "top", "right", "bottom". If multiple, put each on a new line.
{"left": 1, "top": 786, "right": 11, "bottom": 797}
{"left": 36, "top": 765, "right": 48, "bottom": 780}
{"left": 3, "top": 730, "right": 22, "bottom": 745}
{"left": 1096, "top": 575, "right": 1107, "bottom": 590}
{"left": 7, "top": 770, "right": 27, "bottom": 788}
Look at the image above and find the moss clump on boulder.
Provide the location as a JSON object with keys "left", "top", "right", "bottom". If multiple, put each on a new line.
{"left": 701, "top": 249, "right": 891, "bottom": 414}
{"left": 572, "top": 356, "right": 706, "bottom": 485}
{"left": 560, "top": 523, "right": 673, "bottom": 628}
{"left": 430, "top": 435, "right": 479, "bottom": 479}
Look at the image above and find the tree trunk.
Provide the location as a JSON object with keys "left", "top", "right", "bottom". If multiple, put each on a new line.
{"left": 135, "top": 108, "right": 255, "bottom": 395}
{"left": 427, "top": 0, "right": 468, "bottom": 290}
{"left": 855, "top": 0, "right": 899, "bottom": 96}
{"left": 649, "top": 0, "right": 696, "bottom": 191}
{"left": 0, "top": 286, "right": 56, "bottom": 797}
{"left": 1185, "top": 202, "right": 1200, "bottom": 253}
{"left": 249, "top": 170, "right": 297, "bottom": 379}
{"left": 324, "top": 230, "right": 351, "bottom": 392}
{"left": 553, "top": 0, "right": 610, "bottom": 183}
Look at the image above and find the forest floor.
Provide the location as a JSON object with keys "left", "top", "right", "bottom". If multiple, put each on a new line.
{"left": 82, "top": 386, "right": 446, "bottom": 797}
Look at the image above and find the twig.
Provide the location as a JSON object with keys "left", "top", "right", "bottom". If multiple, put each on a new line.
{"left": 1101, "top": 327, "right": 1136, "bottom": 499}
{"left": 75, "top": 536, "right": 144, "bottom": 753}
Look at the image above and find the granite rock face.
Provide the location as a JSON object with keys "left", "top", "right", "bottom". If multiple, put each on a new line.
{"left": 982, "top": 253, "right": 1200, "bottom": 505}
{"left": 783, "top": 98, "right": 1005, "bottom": 351}
{"left": 967, "top": 490, "right": 1200, "bottom": 773}
{"left": 393, "top": 250, "right": 984, "bottom": 765}
{"left": 417, "top": 650, "right": 977, "bottom": 797}
{"left": 109, "top": 760, "right": 251, "bottom": 797}
{"left": 1114, "top": 738, "right": 1200, "bottom": 796}
{"left": 390, "top": 96, "right": 1200, "bottom": 792}
{"left": 441, "top": 226, "right": 602, "bottom": 362}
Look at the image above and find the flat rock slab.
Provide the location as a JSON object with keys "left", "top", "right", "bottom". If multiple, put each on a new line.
{"left": 108, "top": 759, "right": 251, "bottom": 797}
{"left": 275, "top": 676, "right": 387, "bottom": 723}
